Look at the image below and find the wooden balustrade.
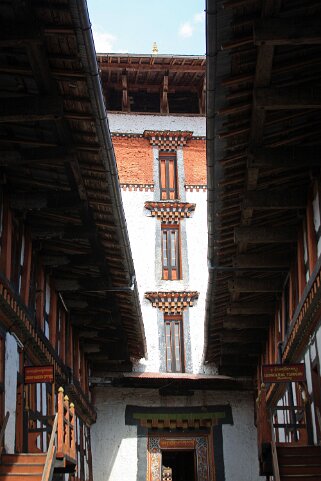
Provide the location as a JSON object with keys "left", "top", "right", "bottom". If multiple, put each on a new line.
{"left": 256, "top": 384, "right": 272, "bottom": 449}
{"left": 57, "top": 387, "right": 76, "bottom": 464}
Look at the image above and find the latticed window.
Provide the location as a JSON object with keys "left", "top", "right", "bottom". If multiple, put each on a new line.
{"left": 161, "top": 225, "right": 181, "bottom": 280}
{"left": 164, "top": 316, "right": 184, "bottom": 373}
{"left": 159, "top": 152, "right": 178, "bottom": 200}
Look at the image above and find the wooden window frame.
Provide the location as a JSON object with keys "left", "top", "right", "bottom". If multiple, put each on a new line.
{"left": 159, "top": 151, "right": 178, "bottom": 200}
{"left": 164, "top": 316, "right": 185, "bottom": 373}
{"left": 161, "top": 224, "right": 181, "bottom": 280}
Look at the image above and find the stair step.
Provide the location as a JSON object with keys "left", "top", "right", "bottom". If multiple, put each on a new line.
{"left": 1, "top": 455, "right": 46, "bottom": 465}
{"left": 0, "top": 464, "right": 45, "bottom": 474}
{"left": 280, "top": 465, "right": 321, "bottom": 476}
{"left": 278, "top": 446, "right": 321, "bottom": 457}
{"left": 279, "top": 455, "right": 321, "bottom": 465}
{"left": 281, "top": 477, "right": 321, "bottom": 481}
{"left": 0, "top": 475, "right": 42, "bottom": 481}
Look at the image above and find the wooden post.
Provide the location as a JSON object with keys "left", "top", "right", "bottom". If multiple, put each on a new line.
{"left": 57, "top": 387, "right": 64, "bottom": 457}
{"left": 258, "top": 384, "right": 272, "bottom": 445}
{"left": 64, "top": 395, "right": 70, "bottom": 457}
{"left": 70, "top": 402, "right": 76, "bottom": 461}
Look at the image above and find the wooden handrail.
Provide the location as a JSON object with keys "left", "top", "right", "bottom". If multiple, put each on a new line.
{"left": 56, "top": 387, "right": 76, "bottom": 464}
{"left": 271, "top": 425, "right": 281, "bottom": 481}
{"left": 0, "top": 412, "right": 10, "bottom": 460}
{"left": 256, "top": 384, "right": 272, "bottom": 449}
{"left": 41, "top": 413, "right": 58, "bottom": 481}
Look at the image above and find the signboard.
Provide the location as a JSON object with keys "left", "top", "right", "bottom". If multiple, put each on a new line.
{"left": 24, "top": 365, "right": 54, "bottom": 384}
{"left": 262, "top": 364, "right": 306, "bottom": 383}
{"left": 159, "top": 439, "right": 195, "bottom": 450}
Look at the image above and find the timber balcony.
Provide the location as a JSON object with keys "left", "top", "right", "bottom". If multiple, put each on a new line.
{"left": 0, "top": 388, "right": 76, "bottom": 481}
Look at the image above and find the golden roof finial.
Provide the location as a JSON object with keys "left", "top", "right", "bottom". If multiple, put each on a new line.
{"left": 152, "top": 42, "right": 158, "bottom": 55}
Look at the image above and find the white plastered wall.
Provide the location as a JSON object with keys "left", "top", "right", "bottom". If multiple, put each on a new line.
{"left": 91, "top": 388, "right": 262, "bottom": 481}
{"left": 114, "top": 112, "right": 210, "bottom": 374}
{"left": 5, "top": 333, "right": 19, "bottom": 453}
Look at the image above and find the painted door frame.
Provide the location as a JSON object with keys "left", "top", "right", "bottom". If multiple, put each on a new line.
{"left": 147, "top": 432, "right": 215, "bottom": 481}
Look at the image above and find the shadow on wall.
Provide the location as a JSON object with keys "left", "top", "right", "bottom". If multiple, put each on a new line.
{"left": 91, "top": 397, "right": 138, "bottom": 481}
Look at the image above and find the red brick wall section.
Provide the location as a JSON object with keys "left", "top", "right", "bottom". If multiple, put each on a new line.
{"left": 183, "top": 140, "right": 206, "bottom": 185}
{"left": 112, "top": 137, "right": 154, "bottom": 184}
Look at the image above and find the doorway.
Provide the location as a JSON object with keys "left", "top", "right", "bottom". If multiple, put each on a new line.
{"left": 162, "top": 450, "right": 196, "bottom": 481}
{"left": 148, "top": 435, "right": 212, "bottom": 481}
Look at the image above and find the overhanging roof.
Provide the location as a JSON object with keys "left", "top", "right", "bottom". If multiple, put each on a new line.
{"left": 205, "top": 0, "right": 321, "bottom": 376}
{"left": 0, "top": 0, "right": 146, "bottom": 371}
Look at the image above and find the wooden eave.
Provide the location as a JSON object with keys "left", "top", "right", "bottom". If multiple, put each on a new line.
{"left": 0, "top": 0, "right": 146, "bottom": 371}
{"left": 205, "top": 0, "right": 321, "bottom": 376}
{"left": 97, "top": 53, "right": 206, "bottom": 95}
{"left": 90, "top": 372, "right": 252, "bottom": 392}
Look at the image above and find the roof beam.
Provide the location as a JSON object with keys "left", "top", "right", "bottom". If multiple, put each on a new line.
{"left": 122, "top": 71, "right": 130, "bottom": 112}
{"left": 160, "top": 74, "right": 169, "bottom": 114}
{"left": 255, "top": 87, "right": 321, "bottom": 109}
{"left": 248, "top": 146, "right": 321, "bottom": 168}
{"left": 235, "top": 226, "right": 297, "bottom": 244}
{"left": 228, "top": 278, "right": 283, "bottom": 293}
{"left": 222, "top": 316, "right": 269, "bottom": 329}
{"left": 220, "top": 331, "right": 266, "bottom": 343}
{"left": 243, "top": 189, "right": 306, "bottom": 210}
{"left": 31, "top": 226, "right": 89, "bottom": 241}
{"left": 0, "top": 147, "right": 72, "bottom": 166}
{"left": 227, "top": 303, "right": 275, "bottom": 315}
{"left": 0, "top": 96, "right": 63, "bottom": 123}
{"left": 220, "top": 344, "right": 262, "bottom": 355}
{"left": 10, "top": 192, "right": 79, "bottom": 211}
{"left": 54, "top": 278, "right": 110, "bottom": 292}
{"left": 98, "top": 62, "right": 205, "bottom": 73}
{"left": 0, "top": 19, "right": 41, "bottom": 47}
{"left": 243, "top": 0, "right": 282, "bottom": 194}
{"left": 254, "top": 17, "right": 321, "bottom": 46}
{"left": 233, "top": 253, "right": 290, "bottom": 269}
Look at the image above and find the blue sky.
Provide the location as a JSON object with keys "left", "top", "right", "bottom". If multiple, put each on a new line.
{"left": 87, "top": 0, "right": 206, "bottom": 55}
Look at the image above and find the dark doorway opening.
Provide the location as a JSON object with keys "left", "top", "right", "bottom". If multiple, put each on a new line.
{"left": 162, "top": 450, "right": 196, "bottom": 481}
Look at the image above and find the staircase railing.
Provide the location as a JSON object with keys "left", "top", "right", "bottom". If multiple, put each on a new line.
{"left": 256, "top": 384, "right": 272, "bottom": 449}
{"left": 0, "top": 412, "right": 10, "bottom": 459}
{"left": 41, "top": 413, "right": 58, "bottom": 481}
{"left": 271, "top": 421, "right": 281, "bottom": 481}
{"left": 56, "top": 387, "right": 76, "bottom": 463}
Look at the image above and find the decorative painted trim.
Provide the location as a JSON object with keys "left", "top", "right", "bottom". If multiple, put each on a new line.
{"left": 185, "top": 184, "right": 207, "bottom": 192}
{"left": 148, "top": 435, "right": 211, "bottom": 481}
{"left": 125, "top": 404, "right": 233, "bottom": 428}
{"left": 120, "top": 183, "right": 154, "bottom": 192}
{"left": 112, "top": 133, "right": 144, "bottom": 138}
{"left": 145, "top": 291, "right": 199, "bottom": 315}
{"left": 144, "top": 201, "right": 195, "bottom": 224}
{"left": 143, "top": 130, "right": 193, "bottom": 151}
{"left": 111, "top": 132, "right": 205, "bottom": 140}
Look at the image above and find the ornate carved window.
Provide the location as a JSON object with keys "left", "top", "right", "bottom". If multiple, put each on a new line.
{"left": 159, "top": 152, "right": 178, "bottom": 200}
{"left": 161, "top": 225, "right": 181, "bottom": 280}
{"left": 164, "top": 316, "right": 184, "bottom": 373}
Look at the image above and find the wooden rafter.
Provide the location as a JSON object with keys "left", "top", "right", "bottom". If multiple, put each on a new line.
{"left": 254, "top": 17, "right": 321, "bottom": 46}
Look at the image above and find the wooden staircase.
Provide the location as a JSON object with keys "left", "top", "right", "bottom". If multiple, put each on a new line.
{"left": 0, "top": 388, "right": 76, "bottom": 481}
{"left": 277, "top": 445, "right": 321, "bottom": 481}
{"left": 0, "top": 453, "right": 46, "bottom": 481}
